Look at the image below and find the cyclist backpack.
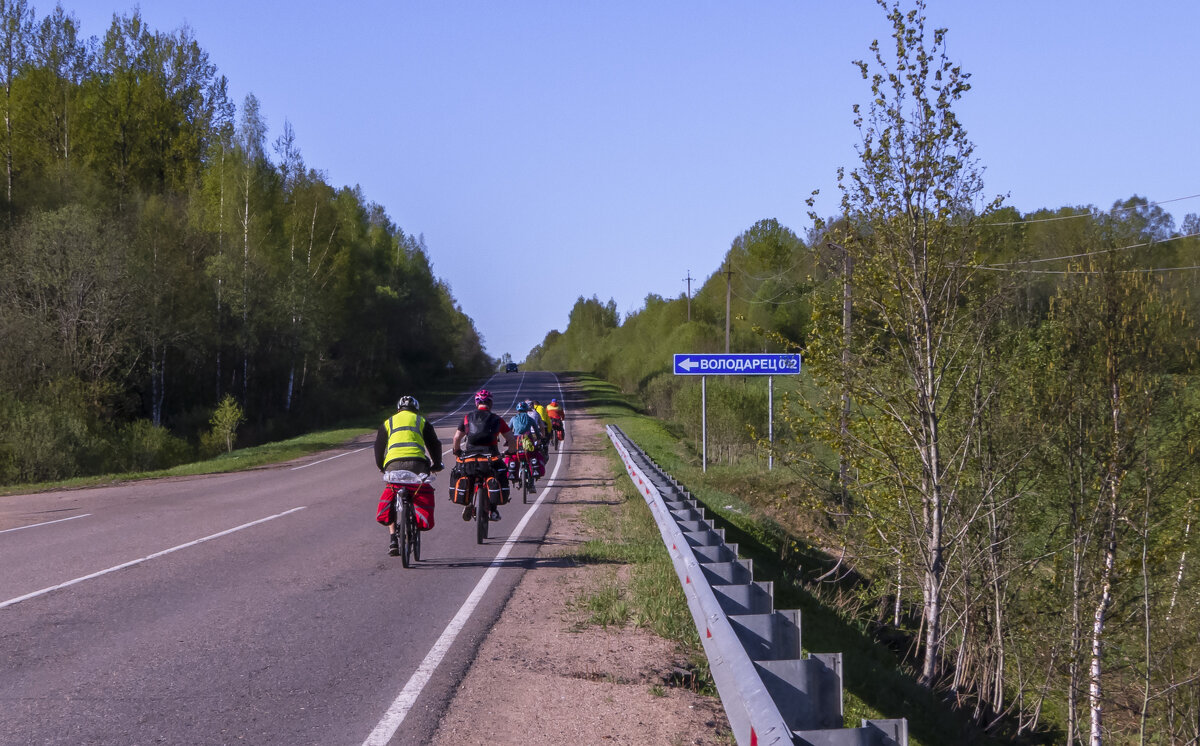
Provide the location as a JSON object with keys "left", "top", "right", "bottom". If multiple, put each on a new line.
{"left": 510, "top": 411, "right": 535, "bottom": 435}
{"left": 463, "top": 409, "right": 502, "bottom": 449}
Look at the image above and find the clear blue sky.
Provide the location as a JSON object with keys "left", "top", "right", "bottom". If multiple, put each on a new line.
{"left": 60, "top": 1, "right": 1200, "bottom": 361}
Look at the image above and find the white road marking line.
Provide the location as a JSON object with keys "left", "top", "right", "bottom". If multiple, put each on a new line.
{"left": 362, "top": 376, "right": 564, "bottom": 746}
{"left": 502, "top": 371, "right": 527, "bottom": 415}
{"left": 435, "top": 371, "right": 545, "bottom": 457}
{"left": 0, "top": 507, "right": 307, "bottom": 610}
{"left": 431, "top": 374, "right": 499, "bottom": 425}
{"left": 291, "top": 373, "right": 506, "bottom": 472}
{"left": 290, "top": 447, "right": 368, "bottom": 470}
{"left": 0, "top": 514, "right": 91, "bottom": 535}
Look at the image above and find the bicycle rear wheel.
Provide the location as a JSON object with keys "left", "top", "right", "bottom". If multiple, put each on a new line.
{"left": 475, "top": 482, "right": 489, "bottom": 544}
{"left": 409, "top": 502, "right": 421, "bottom": 562}
{"left": 399, "top": 499, "right": 412, "bottom": 568}
{"left": 521, "top": 463, "right": 531, "bottom": 503}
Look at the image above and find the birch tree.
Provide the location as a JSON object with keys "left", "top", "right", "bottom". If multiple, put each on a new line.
{"left": 1035, "top": 225, "right": 1197, "bottom": 744}
{"left": 806, "top": 0, "right": 1004, "bottom": 687}
{"left": 23, "top": 4, "right": 88, "bottom": 171}
{"left": 0, "top": 0, "right": 32, "bottom": 205}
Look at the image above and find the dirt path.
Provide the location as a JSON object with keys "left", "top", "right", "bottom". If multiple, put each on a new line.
{"left": 429, "top": 396, "right": 731, "bottom": 746}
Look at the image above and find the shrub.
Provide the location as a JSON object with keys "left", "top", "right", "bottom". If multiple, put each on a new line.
{"left": 0, "top": 381, "right": 114, "bottom": 485}
{"left": 116, "top": 420, "right": 193, "bottom": 472}
{"left": 209, "top": 395, "right": 245, "bottom": 454}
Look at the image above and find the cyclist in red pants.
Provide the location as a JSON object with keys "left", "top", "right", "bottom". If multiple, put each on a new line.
{"left": 374, "top": 395, "right": 443, "bottom": 556}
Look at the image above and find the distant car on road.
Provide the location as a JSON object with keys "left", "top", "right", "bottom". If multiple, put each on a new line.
{"left": 505, "top": 362, "right": 519, "bottom": 373}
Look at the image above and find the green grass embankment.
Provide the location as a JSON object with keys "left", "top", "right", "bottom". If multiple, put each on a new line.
{"left": 0, "top": 376, "right": 487, "bottom": 497}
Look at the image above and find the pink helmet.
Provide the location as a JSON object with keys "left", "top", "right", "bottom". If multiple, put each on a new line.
{"left": 474, "top": 389, "right": 493, "bottom": 405}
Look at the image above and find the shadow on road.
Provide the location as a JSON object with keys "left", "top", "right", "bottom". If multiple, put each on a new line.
{"left": 394, "top": 553, "right": 607, "bottom": 571}
{"left": 542, "top": 478, "right": 615, "bottom": 489}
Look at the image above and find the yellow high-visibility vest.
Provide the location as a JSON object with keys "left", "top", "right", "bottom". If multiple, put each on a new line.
{"left": 384, "top": 410, "right": 427, "bottom": 462}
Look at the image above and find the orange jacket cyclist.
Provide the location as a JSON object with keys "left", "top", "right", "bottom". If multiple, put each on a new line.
{"left": 545, "top": 398, "right": 565, "bottom": 435}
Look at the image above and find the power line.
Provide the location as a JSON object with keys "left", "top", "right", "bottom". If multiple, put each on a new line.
{"left": 976, "top": 231, "right": 1200, "bottom": 267}
{"left": 975, "top": 264, "right": 1200, "bottom": 275}
{"left": 987, "top": 193, "right": 1200, "bottom": 227}
{"left": 732, "top": 256, "right": 807, "bottom": 283}
{"left": 730, "top": 284, "right": 808, "bottom": 305}
{"left": 732, "top": 283, "right": 797, "bottom": 304}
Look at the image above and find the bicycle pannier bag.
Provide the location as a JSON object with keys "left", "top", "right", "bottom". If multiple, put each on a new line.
{"left": 412, "top": 483, "right": 436, "bottom": 530}
{"left": 452, "top": 476, "right": 471, "bottom": 505}
{"left": 487, "top": 475, "right": 506, "bottom": 506}
{"left": 376, "top": 486, "right": 396, "bottom": 525}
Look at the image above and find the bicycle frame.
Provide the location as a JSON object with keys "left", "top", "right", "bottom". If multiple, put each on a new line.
{"left": 511, "top": 444, "right": 538, "bottom": 503}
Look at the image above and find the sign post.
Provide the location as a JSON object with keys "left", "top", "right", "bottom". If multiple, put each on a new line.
{"left": 673, "top": 354, "right": 801, "bottom": 471}
{"left": 701, "top": 376, "right": 707, "bottom": 472}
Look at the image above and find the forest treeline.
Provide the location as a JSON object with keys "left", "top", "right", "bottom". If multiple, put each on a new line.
{"left": 0, "top": 3, "right": 492, "bottom": 485}
{"left": 528, "top": 3, "right": 1200, "bottom": 744}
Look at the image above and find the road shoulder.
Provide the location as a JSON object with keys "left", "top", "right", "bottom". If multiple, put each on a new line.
{"left": 429, "top": 398, "right": 730, "bottom": 745}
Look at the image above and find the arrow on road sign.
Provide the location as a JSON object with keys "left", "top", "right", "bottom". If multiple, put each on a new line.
{"left": 673, "top": 353, "right": 802, "bottom": 376}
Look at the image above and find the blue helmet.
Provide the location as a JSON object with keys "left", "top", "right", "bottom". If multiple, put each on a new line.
{"left": 516, "top": 401, "right": 530, "bottom": 412}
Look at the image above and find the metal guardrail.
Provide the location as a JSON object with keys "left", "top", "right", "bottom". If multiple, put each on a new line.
{"left": 606, "top": 425, "right": 908, "bottom": 746}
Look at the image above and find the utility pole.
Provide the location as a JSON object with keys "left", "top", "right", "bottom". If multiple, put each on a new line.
{"left": 683, "top": 270, "right": 693, "bottom": 322}
{"left": 724, "top": 259, "right": 733, "bottom": 353}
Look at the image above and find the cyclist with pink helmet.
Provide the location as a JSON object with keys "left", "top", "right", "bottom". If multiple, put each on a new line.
{"left": 451, "top": 389, "right": 516, "bottom": 520}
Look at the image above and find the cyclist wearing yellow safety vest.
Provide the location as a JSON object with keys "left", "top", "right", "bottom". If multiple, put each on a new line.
{"left": 532, "top": 400, "right": 549, "bottom": 433}
{"left": 375, "top": 396, "right": 443, "bottom": 474}
{"left": 374, "top": 396, "right": 443, "bottom": 555}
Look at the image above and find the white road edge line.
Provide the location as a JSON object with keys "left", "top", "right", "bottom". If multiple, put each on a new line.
{"left": 0, "top": 506, "right": 307, "bottom": 610}
{"left": 0, "top": 513, "right": 91, "bottom": 535}
{"left": 291, "top": 373, "right": 503, "bottom": 472}
{"left": 362, "top": 374, "right": 565, "bottom": 746}
{"left": 291, "top": 447, "right": 368, "bottom": 471}
{"left": 431, "top": 373, "right": 499, "bottom": 425}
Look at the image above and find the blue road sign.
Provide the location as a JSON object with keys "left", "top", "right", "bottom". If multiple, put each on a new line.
{"left": 673, "top": 353, "right": 801, "bottom": 376}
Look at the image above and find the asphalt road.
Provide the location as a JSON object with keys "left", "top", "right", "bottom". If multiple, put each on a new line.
{"left": 0, "top": 371, "right": 570, "bottom": 745}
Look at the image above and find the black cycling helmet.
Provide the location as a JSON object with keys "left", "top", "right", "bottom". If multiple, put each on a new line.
{"left": 396, "top": 395, "right": 420, "bottom": 411}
